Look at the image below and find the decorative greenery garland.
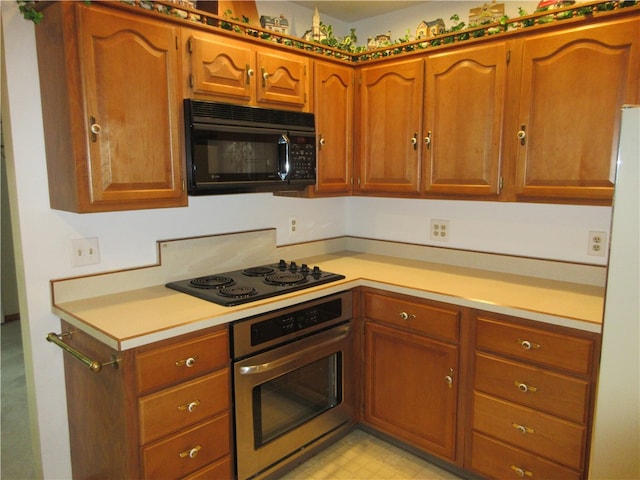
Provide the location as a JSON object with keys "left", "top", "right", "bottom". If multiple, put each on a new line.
{"left": 17, "top": 0, "right": 640, "bottom": 62}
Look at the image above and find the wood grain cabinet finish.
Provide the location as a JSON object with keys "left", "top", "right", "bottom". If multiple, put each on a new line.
{"left": 60, "top": 321, "right": 232, "bottom": 480}
{"left": 513, "top": 17, "right": 640, "bottom": 203}
{"left": 355, "top": 59, "right": 424, "bottom": 195}
{"left": 184, "top": 30, "right": 310, "bottom": 111}
{"left": 467, "top": 313, "right": 600, "bottom": 480}
{"left": 34, "top": 2, "right": 186, "bottom": 212}
{"left": 362, "top": 290, "right": 461, "bottom": 461}
{"left": 423, "top": 41, "right": 508, "bottom": 197}
{"left": 313, "top": 61, "right": 354, "bottom": 195}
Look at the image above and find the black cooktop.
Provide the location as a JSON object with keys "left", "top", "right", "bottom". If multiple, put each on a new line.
{"left": 165, "top": 260, "right": 345, "bottom": 306}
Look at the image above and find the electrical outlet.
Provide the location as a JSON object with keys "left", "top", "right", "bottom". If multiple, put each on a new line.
{"left": 70, "top": 237, "right": 100, "bottom": 267}
{"left": 289, "top": 217, "right": 298, "bottom": 236}
{"left": 587, "top": 231, "right": 607, "bottom": 257}
{"left": 430, "top": 219, "right": 450, "bottom": 242}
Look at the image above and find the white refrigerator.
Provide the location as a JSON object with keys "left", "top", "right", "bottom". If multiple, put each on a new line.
{"left": 589, "top": 105, "right": 640, "bottom": 479}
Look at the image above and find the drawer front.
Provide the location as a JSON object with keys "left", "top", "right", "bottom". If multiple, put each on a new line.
{"left": 181, "top": 456, "right": 232, "bottom": 480}
{"left": 476, "top": 316, "right": 595, "bottom": 375}
{"left": 473, "top": 391, "right": 586, "bottom": 469}
{"left": 469, "top": 432, "right": 581, "bottom": 480}
{"left": 136, "top": 329, "right": 229, "bottom": 394}
{"left": 364, "top": 292, "right": 460, "bottom": 342}
{"left": 139, "top": 369, "right": 230, "bottom": 444}
{"left": 474, "top": 353, "right": 589, "bottom": 424}
{"left": 143, "top": 413, "right": 230, "bottom": 479}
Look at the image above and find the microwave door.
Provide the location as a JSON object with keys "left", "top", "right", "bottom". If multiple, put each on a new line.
{"left": 277, "top": 134, "right": 290, "bottom": 181}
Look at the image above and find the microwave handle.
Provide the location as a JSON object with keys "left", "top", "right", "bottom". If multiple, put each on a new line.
{"left": 277, "top": 134, "right": 290, "bottom": 181}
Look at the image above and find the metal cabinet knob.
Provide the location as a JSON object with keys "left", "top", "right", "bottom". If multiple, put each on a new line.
{"left": 517, "top": 125, "right": 527, "bottom": 145}
{"left": 179, "top": 444, "right": 202, "bottom": 459}
{"left": 246, "top": 65, "right": 254, "bottom": 84}
{"left": 398, "top": 311, "right": 415, "bottom": 320}
{"left": 175, "top": 355, "right": 198, "bottom": 368}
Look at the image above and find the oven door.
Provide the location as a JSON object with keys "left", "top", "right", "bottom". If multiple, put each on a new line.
{"left": 234, "top": 322, "right": 354, "bottom": 480}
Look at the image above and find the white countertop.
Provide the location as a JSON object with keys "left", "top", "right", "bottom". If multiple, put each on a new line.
{"left": 52, "top": 251, "right": 604, "bottom": 350}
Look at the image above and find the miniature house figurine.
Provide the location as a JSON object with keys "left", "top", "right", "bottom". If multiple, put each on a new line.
{"left": 416, "top": 18, "right": 446, "bottom": 39}
{"left": 303, "top": 6, "right": 326, "bottom": 42}
{"left": 469, "top": 0, "right": 505, "bottom": 25}
{"left": 367, "top": 31, "right": 392, "bottom": 49}
{"left": 259, "top": 14, "right": 290, "bottom": 35}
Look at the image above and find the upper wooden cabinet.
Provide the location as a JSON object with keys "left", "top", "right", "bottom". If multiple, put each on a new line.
{"left": 355, "top": 58, "right": 424, "bottom": 195}
{"left": 35, "top": 2, "right": 186, "bottom": 212}
{"left": 313, "top": 61, "right": 354, "bottom": 195}
{"left": 513, "top": 17, "right": 640, "bottom": 202}
{"left": 423, "top": 41, "right": 508, "bottom": 197}
{"left": 184, "top": 31, "right": 310, "bottom": 111}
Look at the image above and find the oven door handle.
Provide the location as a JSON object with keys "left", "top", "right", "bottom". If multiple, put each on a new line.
{"left": 238, "top": 324, "right": 350, "bottom": 375}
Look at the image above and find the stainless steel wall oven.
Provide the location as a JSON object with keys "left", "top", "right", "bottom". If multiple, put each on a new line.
{"left": 231, "top": 292, "right": 354, "bottom": 480}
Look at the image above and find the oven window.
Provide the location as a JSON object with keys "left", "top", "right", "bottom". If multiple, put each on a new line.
{"left": 252, "top": 353, "right": 342, "bottom": 448}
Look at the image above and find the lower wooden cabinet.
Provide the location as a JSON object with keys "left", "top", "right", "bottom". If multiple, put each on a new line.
{"left": 59, "top": 321, "right": 233, "bottom": 480}
{"left": 361, "top": 289, "right": 462, "bottom": 462}
{"left": 466, "top": 313, "right": 600, "bottom": 480}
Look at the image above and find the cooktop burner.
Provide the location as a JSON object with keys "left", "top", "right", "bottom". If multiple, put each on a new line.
{"left": 166, "top": 260, "right": 345, "bottom": 306}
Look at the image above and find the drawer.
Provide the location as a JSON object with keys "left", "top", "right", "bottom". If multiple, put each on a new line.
{"left": 139, "top": 369, "right": 230, "bottom": 444}
{"left": 364, "top": 292, "right": 460, "bottom": 342}
{"left": 472, "top": 391, "right": 586, "bottom": 469}
{"left": 143, "top": 413, "right": 230, "bottom": 479}
{"left": 474, "top": 353, "right": 589, "bottom": 424}
{"left": 476, "top": 316, "right": 595, "bottom": 376}
{"left": 181, "top": 456, "right": 232, "bottom": 480}
{"left": 469, "top": 431, "right": 581, "bottom": 480}
{"left": 136, "top": 329, "right": 229, "bottom": 394}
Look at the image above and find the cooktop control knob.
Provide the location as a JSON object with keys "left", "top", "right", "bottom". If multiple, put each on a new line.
{"left": 312, "top": 266, "right": 321, "bottom": 277}
{"left": 300, "top": 263, "right": 309, "bottom": 275}
{"left": 278, "top": 259, "right": 287, "bottom": 269}
{"left": 289, "top": 261, "right": 298, "bottom": 271}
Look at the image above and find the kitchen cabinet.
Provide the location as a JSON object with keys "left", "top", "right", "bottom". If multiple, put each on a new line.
{"left": 313, "top": 61, "right": 354, "bottom": 195}
{"left": 59, "top": 321, "right": 232, "bottom": 479}
{"left": 513, "top": 16, "right": 640, "bottom": 203}
{"left": 184, "top": 30, "right": 310, "bottom": 111}
{"left": 362, "top": 289, "right": 462, "bottom": 461}
{"left": 355, "top": 58, "right": 424, "bottom": 195}
{"left": 466, "top": 313, "right": 600, "bottom": 479}
{"left": 423, "top": 41, "right": 508, "bottom": 197}
{"left": 34, "top": 2, "right": 186, "bottom": 212}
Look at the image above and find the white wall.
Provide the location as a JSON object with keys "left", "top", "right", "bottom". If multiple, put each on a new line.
{"left": 2, "top": 1, "right": 610, "bottom": 478}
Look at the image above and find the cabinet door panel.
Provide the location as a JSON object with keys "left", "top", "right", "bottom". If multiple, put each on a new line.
{"left": 256, "top": 50, "right": 308, "bottom": 109}
{"left": 424, "top": 42, "right": 506, "bottom": 195}
{"left": 78, "top": 6, "right": 184, "bottom": 207}
{"left": 515, "top": 18, "right": 640, "bottom": 201}
{"left": 364, "top": 322, "right": 458, "bottom": 460}
{"left": 188, "top": 33, "right": 254, "bottom": 101}
{"left": 358, "top": 59, "right": 424, "bottom": 194}
{"left": 314, "top": 61, "right": 353, "bottom": 194}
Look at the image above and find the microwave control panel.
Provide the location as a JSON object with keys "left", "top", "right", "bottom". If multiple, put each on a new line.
{"left": 289, "top": 141, "right": 316, "bottom": 180}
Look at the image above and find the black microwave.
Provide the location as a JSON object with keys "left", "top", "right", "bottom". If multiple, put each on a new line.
{"left": 184, "top": 99, "right": 317, "bottom": 195}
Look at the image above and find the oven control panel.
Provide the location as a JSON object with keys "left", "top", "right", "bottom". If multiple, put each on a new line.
{"left": 232, "top": 292, "right": 352, "bottom": 359}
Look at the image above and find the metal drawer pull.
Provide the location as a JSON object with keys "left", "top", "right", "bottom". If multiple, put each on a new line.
{"left": 261, "top": 67, "right": 269, "bottom": 87}
{"left": 46, "top": 331, "right": 118, "bottom": 373}
{"left": 246, "top": 65, "right": 254, "bottom": 84}
{"left": 514, "top": 380, "right": 537, "bottom": 393}
{"left": 510, "top": 465, "right": 533, "bottom": 477}
{"left": 175, "top": 356, "right": 198, "bottom": 368}
{"left": 177, "top": 400, "right": 201, "bottom": 413}
{"left": 398, "top": 311, "right": 416, "bottom": 320}
{"left": 517, "top": 125, "right": 527, "bottom": 145}
{"left": 179, "top": 444, "right": 202, "bottom": 459}
{"left": 517, "top": 339, "right": 541, "bottom": 350}
{"left": 512, "top": 422, "right": 535, "bottom": 435}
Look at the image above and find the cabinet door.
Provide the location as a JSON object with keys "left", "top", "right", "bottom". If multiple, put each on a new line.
{"left": 424, "top": 42, "right": 507, "bottom": 196}
{"left": 186, "top": 32, "right": 254, "bottom": 101}
{"left": 256, "top": 49, "right": 309, "bottom": 110}
{"left": 514, "top": 18, "right": 640, "bottom": 202}
{"left": 364, "top": 322, "right": 458, "bottom": 460}
{"left": 77, "top": 6, "right": 185, "bottom": 210}
{"left": 357, "top": 59, "right": 424, "bottom": 194}
{"left": 314, "top": 61, "right": 354, "bottom": 195}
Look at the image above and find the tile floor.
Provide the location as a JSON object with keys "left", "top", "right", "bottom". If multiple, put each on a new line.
{"left": 281, "top": 429, "right": 463, "bottom": 480}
